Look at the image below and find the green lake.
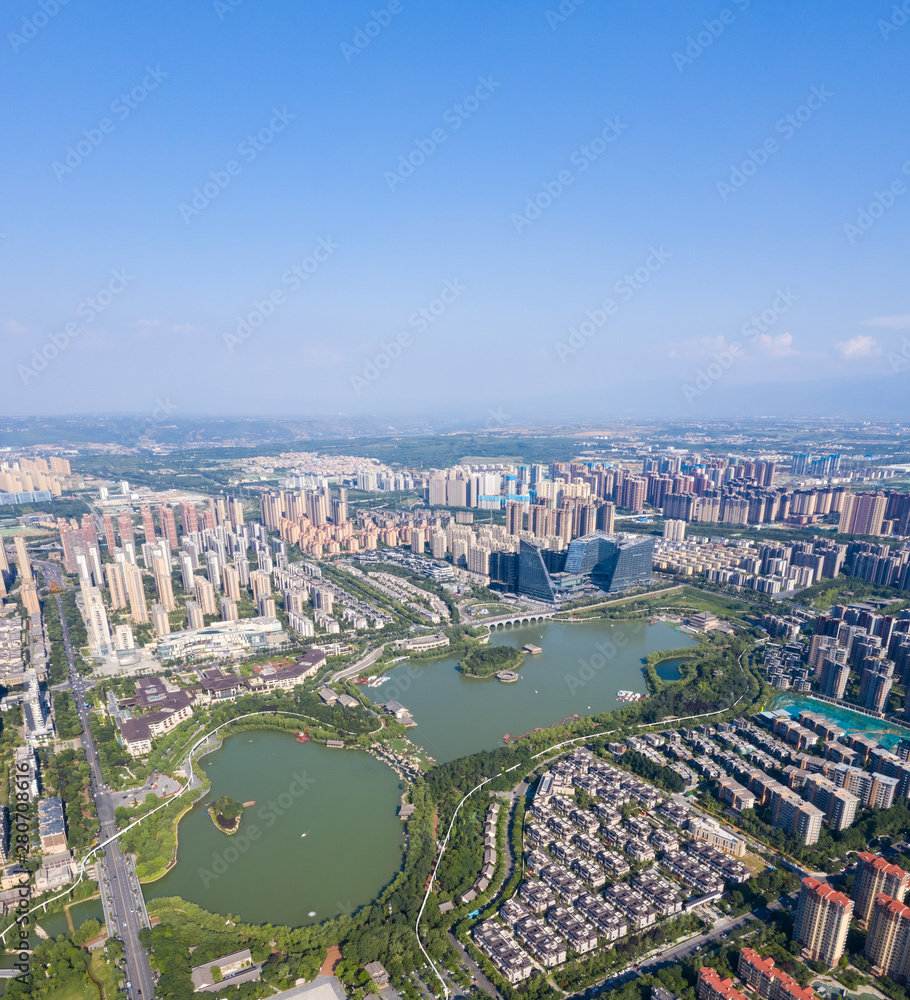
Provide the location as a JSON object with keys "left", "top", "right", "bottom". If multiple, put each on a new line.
{"left": 144, "top": 733, "right": 405, "bottom": 927}
{"left": 364, "top": 619, "right": 696, "bottom": 762}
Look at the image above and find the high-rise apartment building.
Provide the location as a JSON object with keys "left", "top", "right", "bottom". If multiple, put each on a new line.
{"left": 186, "top": 600, "right": 204, "bottom": 630}
{"left": 227, "top": 496, "right": 244, "bottom": 529}
{"left": 819, "top": 655, "right": 850, "bottom": 700}
{"left": 157, "top": 505, "right": 178, "bottom": 550}
{"left": 839, "top": 492, "right": 887, "bottom": 537}
{"left": 865, "top": 894, "right": 910, "bottom": 983}
{"left": 121, "top": 560, "right": 149, "bottom": 624}
{"left": 118, "top": 509, "right": 135, "bottom": 546}
{"left": 13, "top": 536, "right": 32, "bottom": 585}
{"left": 179, "top": 502, "right": 198, "bottom": 535}
{"left": 140, "top": 505, "right": 156, "bottom": 541}
{"left": 222, "top": 563, "right": 241, "bottom": 601}
{"left": 793, "top": 877, "right": 853, "bottom": 965}
{"left": 104, "top": 562, "right": 127, "bottom": 611}
{"left": 153, "top": 556, "right": 176, "bottom": 612}
{"left": 853, "top": 853, "right": 910, "bottom": 924}
{"left": 193, "top": 576, "right": 217, "bottom": 615}
{"left": 151, "top": 603, "right": 170, "bottom": 638}
{"left": 662, "top": 519, "right": 686, "bottom": 542}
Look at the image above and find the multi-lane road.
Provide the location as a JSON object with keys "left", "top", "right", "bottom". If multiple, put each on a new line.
{"left": 49, "top": 572, "right": 156, "bottom": 1000}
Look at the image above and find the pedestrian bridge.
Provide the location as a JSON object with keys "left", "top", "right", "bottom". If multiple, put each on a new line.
{"left": 484, "top": 611, "right": 557, "bottom": 627}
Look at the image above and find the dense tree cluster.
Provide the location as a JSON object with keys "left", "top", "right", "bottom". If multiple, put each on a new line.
{"left": 459, "top": 644, "right": 525, "bottom": 677}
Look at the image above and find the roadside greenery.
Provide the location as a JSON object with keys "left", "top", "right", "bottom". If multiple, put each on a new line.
{"left": 52, "top": 690, "right": 84, "bottom": 739}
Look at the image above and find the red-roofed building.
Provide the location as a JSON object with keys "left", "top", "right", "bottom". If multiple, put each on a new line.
{"left": 738, "top": 948, "right": 819, "bottom": 1000}
{"left": 853, "top": 852, "right": 910, "bottom": 925}
{"left": 697, "top": 968, "right": 749, "bottom": 1000}
{"left": 794, "top": 877, "right": 853, "bottom": 966}
{"left": 866, "top": 894, "right": 910, "bottom": 984}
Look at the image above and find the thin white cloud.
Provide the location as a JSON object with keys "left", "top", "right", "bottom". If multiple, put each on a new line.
{"left": 3, "top": 320, "right": 29, "bottom": 337}
{"left": 836, "top": 335, "right": 881, "bottom": 359}
{"left": 755, "top": 331, "right": 797, "bottom": 358}
{"left": 862, "top": 314, "right": 910, "bottom": 329}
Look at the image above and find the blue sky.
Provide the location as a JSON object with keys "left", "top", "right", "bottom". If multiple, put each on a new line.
{"left": 2, "top": 0, "right": 909, "bottom": 420}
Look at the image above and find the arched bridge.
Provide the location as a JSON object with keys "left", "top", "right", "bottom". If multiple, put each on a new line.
{"left": 484, "top": 611, "right": 557, "bottom": 627}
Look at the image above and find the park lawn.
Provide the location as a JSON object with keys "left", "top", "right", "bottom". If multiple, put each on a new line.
{"left": 90, "top": 949, "right": 124, "bottom": 1000}
{"left": 44, "top": 978, "right": 100, "bottom": 1000}
{"left": 742, "top": 850, "right": 769, "bottom": 874}
{"left": 469, "top": 603, "right": 519, "bottom": 616}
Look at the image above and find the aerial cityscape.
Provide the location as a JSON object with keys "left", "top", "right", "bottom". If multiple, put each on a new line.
{"left": 4, "top": 3, "right": 910, "bottom": 1000}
